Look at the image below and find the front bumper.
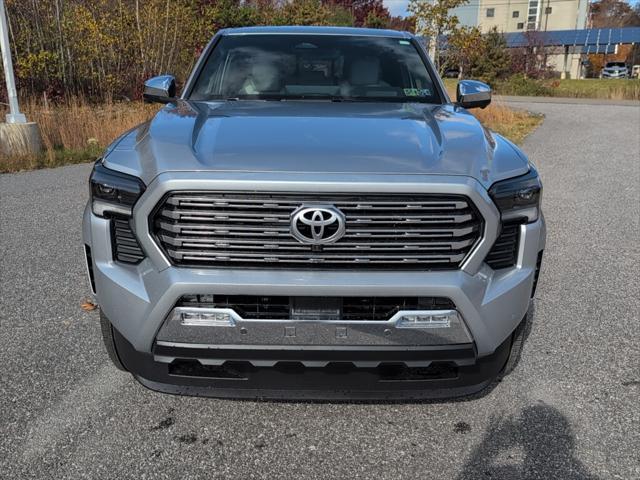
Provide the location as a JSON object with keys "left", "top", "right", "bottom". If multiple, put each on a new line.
{"left": 110, "top": 323, "right": 512, "bottom": 400}
{"left": 602, "top": 72, "right": 628, "bottom": 78}
{"left": 84, "top": 173, "right": 546, "bottom": 398}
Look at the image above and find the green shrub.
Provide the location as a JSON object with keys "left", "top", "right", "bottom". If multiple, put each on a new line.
{"left": 496, "top": 75, "right": 552, "bottom": 96}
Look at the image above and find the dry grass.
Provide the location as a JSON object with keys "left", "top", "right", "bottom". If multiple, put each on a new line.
{"left": 444, "top": 84, "right": 543, "bottom": 144}
{"left": 1, "top": 96, "right": 542, "bottom": 173}
{"left": 0, "top": 98, "right": 157, "bottom": 173}
{"left": 473, "top": 100, "right": 543, "bottom": 145}
{"left": 542, "top": 79, "right": 640, "bottom": 101}
{"left": 445, "top": 77, "right": 640, "bottom": 101}
{"left": 31, "top": 98, "right": 158, "bottom": 152}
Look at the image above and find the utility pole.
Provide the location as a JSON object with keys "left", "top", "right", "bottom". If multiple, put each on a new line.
{"left": 0, "top": 0, "right": 41, "bottom": 156}
{"left": 0, "top": 0, "right": 25, "bottom": 123}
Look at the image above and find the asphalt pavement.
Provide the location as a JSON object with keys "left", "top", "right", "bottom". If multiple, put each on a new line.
{"left": 1, "top": 101, "right": 639, "bottom": 479}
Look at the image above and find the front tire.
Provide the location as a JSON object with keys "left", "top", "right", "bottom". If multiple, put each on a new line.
{"left": 99, "top": 310, "right": 128, "bottom": 371}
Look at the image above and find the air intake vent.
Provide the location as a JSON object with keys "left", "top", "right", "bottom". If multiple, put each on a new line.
{"left": 485, "top": 221, "right": 520, "bottom": 269}
{"left": 84, "top": 244, "right": 96, "bottom": 293}
{"left": 112, "top": 217, "right": 145, "bottom": 264}
{"left": 176, "top": 295, "right": 456, "bottom": 321}
{"left": 152, "top": 192, "right": 484, "bottom": 270}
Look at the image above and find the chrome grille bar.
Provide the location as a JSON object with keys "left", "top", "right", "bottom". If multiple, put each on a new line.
{"left": 153, "top": 192, "right": 483, "bottom": 270}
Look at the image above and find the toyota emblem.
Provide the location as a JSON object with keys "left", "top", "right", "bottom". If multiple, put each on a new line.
{"left": 290, "top": 205, "right": 346, "bottom": 245}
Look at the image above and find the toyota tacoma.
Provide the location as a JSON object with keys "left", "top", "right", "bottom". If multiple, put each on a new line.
{"left": 83, "top": 26, "right": 545, "bottom": 400}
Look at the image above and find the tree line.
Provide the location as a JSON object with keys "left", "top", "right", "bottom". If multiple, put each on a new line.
{"left": 2, "top": 0, "right": 638, "bottom": 103}
{"left": 3, "top": 0, "right": 413, "bottom": 101}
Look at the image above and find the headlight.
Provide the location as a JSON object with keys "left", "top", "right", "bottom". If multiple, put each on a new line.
{"left": 90, "top": 160, "right": 145, "bottom": 217}
{"left": 488, "top": 166, "right": 542, "bottom": 223}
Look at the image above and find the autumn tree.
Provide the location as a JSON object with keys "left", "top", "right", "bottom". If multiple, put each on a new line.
{"left": 388, "top": 15, "right": 416, "bottom": 33}
{"left": 326, "top": 0, "right": 391, "bottom": 27}
{"left": 445, "top": 26, "right": 483, "bottom": 78}
{"left": 446, "top": 27, "right": 510, "bottom": 83}
{"left": 407, "top": 0, "right": 468, "bottom": 70}
{"left": 590, "top": 0, "right": 640, "bottom": 28}
{"left": 509, "top": 31, "right": 554, "bottom": 79}
{"left": 0, "top": 0, "right": 415, "bottom": 102}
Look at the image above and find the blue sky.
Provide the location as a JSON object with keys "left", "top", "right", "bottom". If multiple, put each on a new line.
{"left": 384, "top": 0, "right": 410, "bottom": 17}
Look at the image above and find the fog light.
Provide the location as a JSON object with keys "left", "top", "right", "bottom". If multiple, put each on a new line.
{"left": 396, "top": 310, "right": 460, "bottom": 329}
{"left": 178, "top": 309, "right": 236, "bottom": 327}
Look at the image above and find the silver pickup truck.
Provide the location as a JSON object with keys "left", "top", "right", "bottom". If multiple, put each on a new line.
{"left": 83, "top": 26, "right": 545, "bottom": 400}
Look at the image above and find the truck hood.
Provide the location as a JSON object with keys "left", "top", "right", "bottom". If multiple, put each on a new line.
{"left": 104, "top": 100, "right": 529, "bottom": 188}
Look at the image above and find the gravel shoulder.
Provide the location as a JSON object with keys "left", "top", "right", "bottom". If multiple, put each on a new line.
{"left": 1, "top": 102, "right": 639, "bottom": 480}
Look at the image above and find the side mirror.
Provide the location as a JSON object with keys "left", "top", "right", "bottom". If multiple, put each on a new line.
{"left": 456, "top": 80, "right": 491, "bottom": 109}
{"left": 143, "top": 75, "right": 176, "bottom": 104}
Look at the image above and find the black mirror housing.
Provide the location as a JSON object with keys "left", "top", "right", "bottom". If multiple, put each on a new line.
{"left": 456, "top": 80, "right": 492, "bottom": 109}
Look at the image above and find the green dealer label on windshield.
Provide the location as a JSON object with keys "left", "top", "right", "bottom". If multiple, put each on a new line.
{"left": 404, "top": 88, "right": 432, "bottom": 97}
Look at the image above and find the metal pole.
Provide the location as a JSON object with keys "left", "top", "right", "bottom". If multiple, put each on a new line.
{"left": 0, "top": 0, "right": 26, "bottom": 124}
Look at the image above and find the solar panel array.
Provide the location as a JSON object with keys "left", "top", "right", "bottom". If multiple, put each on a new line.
{"left": 581, "top": 45, "right": 618, "bottom": 55}
{"left": 503, "top": 27, "right": 640, "bottom": 49}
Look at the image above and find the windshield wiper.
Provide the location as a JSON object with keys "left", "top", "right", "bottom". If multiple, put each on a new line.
{"left": 331, "top": 96, "right": 356, "bottom": 102}
{"left": 223, "top": 96, "right": 282, "bottom": 101}
{"left": 217, "top": 95, "right": 432, "bottom": 103}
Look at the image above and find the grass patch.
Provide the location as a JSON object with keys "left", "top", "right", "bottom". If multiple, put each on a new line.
{"left": 493, "top": 76, "right": 552, "bottom": 97}
{"left": 539, "top": 78, "right": 640, "bottom": 100}
{"left": 0, "top": 145, "right": 103, "bottom": 173}
{"left": 474, "top": 103, "right": 543, "bottom": 144}
{"left": 1, "top": 99, "right": 157, "bottom": 173}
{"left": 445, "top": 77, "right": 640, "bottom": 100}
{"left": 444, "top": 82, "right": 543, "bottom": 144}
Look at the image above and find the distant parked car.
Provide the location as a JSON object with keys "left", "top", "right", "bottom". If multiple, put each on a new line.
{"left": 600, "top": 62, "right": 629, "bottom": 79}
{"left": 631, "top": 65, "right": 640, "bottom": 79}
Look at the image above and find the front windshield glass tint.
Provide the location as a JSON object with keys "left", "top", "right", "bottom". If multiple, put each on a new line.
{"left": 189, "top": 34, "right": 439, "bottom": 103}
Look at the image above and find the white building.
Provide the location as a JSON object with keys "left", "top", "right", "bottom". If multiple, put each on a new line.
{"left": 451, "top": 0, "right": 590, "bottom": 78}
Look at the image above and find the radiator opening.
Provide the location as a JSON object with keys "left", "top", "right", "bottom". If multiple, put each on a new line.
{"left": 176, "top": 294, "right": 456, "bottom": 321}
{"left": 152, "top": 191, "right": 484, "bottom": 271}
{"left": 531, "top": 250, "right": 544, "bottom": 297}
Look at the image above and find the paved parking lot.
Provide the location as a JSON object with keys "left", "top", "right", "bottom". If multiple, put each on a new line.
{"left": 1, "top": 101, "right": 639, "bottom": 479}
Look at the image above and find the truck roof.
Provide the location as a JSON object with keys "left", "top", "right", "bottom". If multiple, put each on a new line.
{"left": 220, "top": 25, "right": 413, "bottom": 39}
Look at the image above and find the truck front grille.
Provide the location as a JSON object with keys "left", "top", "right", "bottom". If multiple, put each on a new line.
{"left": 152, "top": 192, "right": 483, "bottom": 270}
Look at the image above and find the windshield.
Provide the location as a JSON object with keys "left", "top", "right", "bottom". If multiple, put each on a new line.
{"left": 605, "top": 62, "right": 626, "bottom": 68}
{"left": 189, "top": 34, "right": 440, "bottom": 103}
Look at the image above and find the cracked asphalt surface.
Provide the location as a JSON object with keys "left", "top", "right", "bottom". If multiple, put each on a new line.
{"left": 1, "top": 101, "right": 639, "bottom": 479}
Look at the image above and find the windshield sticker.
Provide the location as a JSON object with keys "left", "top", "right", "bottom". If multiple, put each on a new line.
{"left": 399, "top": 40, "right": 411, "bottom": 45}
{"left": 404, "top": 88, "right": 432, "bottom": 97}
